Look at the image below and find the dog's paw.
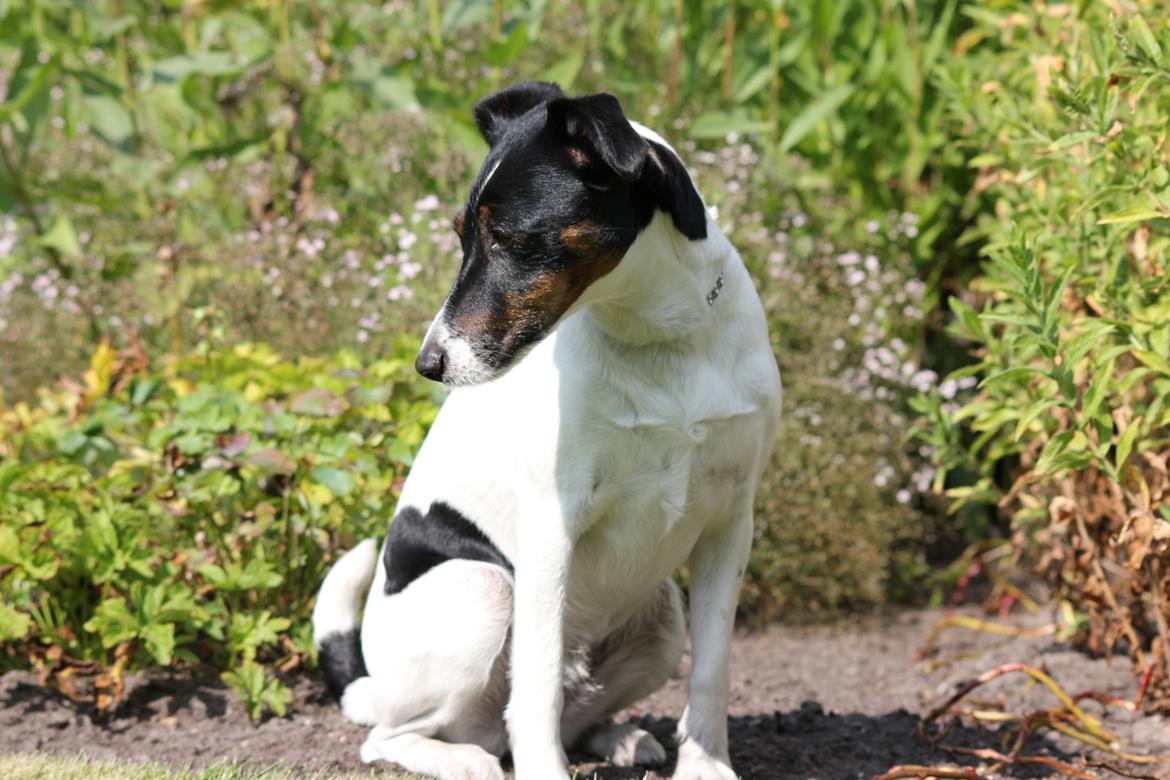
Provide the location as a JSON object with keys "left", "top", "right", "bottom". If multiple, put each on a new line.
{"left": 360, "top": 728, "right": 504, "bottom": 780}
{"left": 672, "top": 740, "right": 738, "bottom": 780}
{"left": 437, "top": 744, "right": 506, "bottom": 780}
{"left": 583, "top": 721, "right": 667, "bottom": 767}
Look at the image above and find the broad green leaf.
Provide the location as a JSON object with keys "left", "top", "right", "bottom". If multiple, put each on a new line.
{"left": 84, "top": 598, "right": 139, "bottom": 647}
{"left": 0, "top": 603, "right": 32, "bottom": 641}
{"left": 310, "top": 465, "right": 356, "bottom": 498}
{"left": 39, "top": 216, "right": 83, "bottom": 260}
{"left": 140, "top": 622, "right": 175, "bottom": 665}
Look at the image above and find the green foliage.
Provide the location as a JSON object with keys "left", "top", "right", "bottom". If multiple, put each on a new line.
{"left": 0, "top": 339, "right": 440, "bottom": 717}
{"left": 917, "top": 1, "right": 1170, "bottom": 516}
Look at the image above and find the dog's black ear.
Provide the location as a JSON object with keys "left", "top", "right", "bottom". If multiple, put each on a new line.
{"left": 474, "top": 81, "right": 566, "bottom": 147}
{"left": 546, "top": 93, "right": 649, "bottom": 181}
{"left": 639, "top": 140, "right": 709, "bottom": 240}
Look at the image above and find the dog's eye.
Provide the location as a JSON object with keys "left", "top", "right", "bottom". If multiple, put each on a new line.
{"left": 490, "top": 241, "right": 501, "bottom": 252}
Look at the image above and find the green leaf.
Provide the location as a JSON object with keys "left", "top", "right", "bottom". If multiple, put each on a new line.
{"left": 84, "top": 598, "right": 139, "bottom": 648}
{"left": 539, "top": 48, "right": 585, "bottom": 90}
{"left": 261, "top": 679, "right": 293, "bottom": 717}
{"left": 310, "top": 465, "right": 355, "bottom": 498}
{"left": 778, "top": 85, "right": 854, "bottom": 152}
{"left": 731, "top": 61, "right": 775, "bottom": 104}
{"left": 82, "top": 94, "right": 134, "bottom": 146}
{"left": 688, "top": 110, "right": 773, "bottom": 139}
{"left": 140, "top": 622, "right": 175, "bottom": 665}
{"left": 39, "top": 216, "right": 83, "bottom": 260}
{"left": 0, "top": 603, "right": 32, "bottom": 641}
{"left": 1116, "top": 420, "right": 1142, "bottom": 470}
{"left": 1131, "top": 16, "right": 1162, "bottom": 61}
{"left": 484, "top": 21, "right": 529, "bottom": 67}
{"left": 1081, "top": 357, "right": 1117, "bottom": 421}
{"left": 154, "top": 52, "right": 243, "bottom": 82}
{"left": 371, "top": 73, "right": 418, "bottom": 111}
{"left": 948, "top": 296, "right": 983, "bottom": 339}
{"left": 1134, "top": 350, "right": 1170, "bottom": 376}
{"left": 979, "top": 366, "right": 1046, "bottom": 389}
{"left": 1097, "top": 205, "right": 1166, "bottom": 224}
{"left": 1013, "top": 399, "right": 1061, "bottom": 442}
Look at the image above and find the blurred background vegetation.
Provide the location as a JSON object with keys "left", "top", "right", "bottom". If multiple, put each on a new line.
{"left": 1, "top": 0, "right": 1169, "bottom": 716}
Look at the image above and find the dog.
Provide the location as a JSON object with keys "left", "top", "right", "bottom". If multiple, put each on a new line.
{"left": 312, "top": 81, "right": 782, "bottom": 780}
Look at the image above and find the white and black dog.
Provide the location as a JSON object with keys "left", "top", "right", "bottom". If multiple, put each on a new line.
{"left": 312, "top": 81, "right": 781, "bottom": 780}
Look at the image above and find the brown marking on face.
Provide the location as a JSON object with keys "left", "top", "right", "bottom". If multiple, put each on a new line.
{"left": 558, "top": 223, "right": 626, "bottom": 286}
{"left": 559, "top": 221, "right": 599, "bottom": 253}
{"left": 451, "top": 304, "right": 494, "bottom": 339}
{"left": 452, "top": 211, "right": 465, "bottom": 238}
{"left": 448, "top": 219, "right": 626, "bottom": 357}
{"left": 566, "top": 147, "right": 590, "bottom": 168}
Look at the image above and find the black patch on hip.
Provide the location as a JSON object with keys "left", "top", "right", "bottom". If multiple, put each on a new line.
{"left": 383, "top": 501, "right": 513, "bottom": 596}
{"left": 318, "top": 628, "right": 367, "bottom": 702}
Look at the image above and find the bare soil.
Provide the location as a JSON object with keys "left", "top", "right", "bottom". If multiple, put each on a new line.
{"left": 3, "top": 608, "right": 1168, "bottom": 779}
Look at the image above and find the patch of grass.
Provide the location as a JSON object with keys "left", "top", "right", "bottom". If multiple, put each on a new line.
{"left": 0, "top": 752, "right": 416, "bottom": 779}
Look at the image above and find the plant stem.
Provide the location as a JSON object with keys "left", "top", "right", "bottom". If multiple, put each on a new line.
{"left": 429, "top": 0, "right": 442, "bottom": 51}
{"left": 670, "top": 0, "right": 682, "bottom": 106}
{"left": 722, "top": 2, "right": 736, "bottom": 102}
{"left": 0, "top": 126, "right": 70, "bottom": 279}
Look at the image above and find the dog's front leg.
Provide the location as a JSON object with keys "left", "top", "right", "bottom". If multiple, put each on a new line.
{"left": 506, "top": 499, "right": 572, "bottom": 780}
{"left": 674, "top": 495, "right": 754, "bottom": 780}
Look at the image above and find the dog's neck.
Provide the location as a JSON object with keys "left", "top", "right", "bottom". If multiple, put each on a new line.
{"left": 582, "top": 213, "right": 731, "bottom": 348}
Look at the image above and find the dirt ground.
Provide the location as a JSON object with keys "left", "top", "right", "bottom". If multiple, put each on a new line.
{"left": 2, "top": 607, "right": 1169, "bottom": 779}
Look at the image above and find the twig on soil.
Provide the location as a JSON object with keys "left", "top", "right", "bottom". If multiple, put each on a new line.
{"left": 918, "top": 616, "right": 1056, "bottom": 660}
{"left": 871, "top": 766, "right": 983, "bottom": 780}
{"left": 1085, "top": 759, "right": 1170, "bottom": 779}
{"left": 921, "top": 663, "right": 1111, "bottom": 743}
{"left": 1136, "top": 663, "right": 1157, "bottom": 709}
{"left": 1073, "top": 690, "right": 1138, "bottom": 713}
{"left": 1047, "top": 720, "right": 1170, "bottom": 765}
{"left": 943, "top": 745, "right": 1098, "bottom": 779}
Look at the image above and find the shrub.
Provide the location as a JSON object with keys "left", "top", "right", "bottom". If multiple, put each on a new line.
{"left": 915, "top": 1, "right": 1170, "bottom": 708}
{"left": 0, "top": 340, "right": 439, "bottom": 717}
{"left": 699, "top": 149, "right": 948, "bottom": 622}
{"left": 0, "top": 0, "right": 958, "bottom": 653}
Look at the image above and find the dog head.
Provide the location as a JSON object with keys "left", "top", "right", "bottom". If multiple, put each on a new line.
{"left": 415, "top": 81, "right": 708, "bottom": 386}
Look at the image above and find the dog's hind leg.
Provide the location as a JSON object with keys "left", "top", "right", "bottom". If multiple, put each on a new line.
{"left": 358, "top": 558, "right": 513, "bottom": 779}
{"left": 562, "top": 579, "right": 685, "bottom": 767}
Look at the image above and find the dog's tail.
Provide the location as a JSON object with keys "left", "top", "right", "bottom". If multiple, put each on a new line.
{"left": 312, "top": 538, "right": 378, "bottom": 724}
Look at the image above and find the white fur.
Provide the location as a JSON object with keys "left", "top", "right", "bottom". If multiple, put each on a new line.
{"left": 311, "top": 538, "right": 377, "bottom": 639}
{"left": 328, "top": 128, "right": 782, "bottom": 780}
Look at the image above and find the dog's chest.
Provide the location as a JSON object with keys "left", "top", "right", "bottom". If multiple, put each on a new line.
{"left": 564, "top": 411, "right": 756, "bottom": 637}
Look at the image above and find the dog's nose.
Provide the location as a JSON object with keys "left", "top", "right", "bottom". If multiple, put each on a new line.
{"left": 415, "top": 341, "right": 447, "bottom": 382}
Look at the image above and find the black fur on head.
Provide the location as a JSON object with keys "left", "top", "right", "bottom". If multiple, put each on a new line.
{"left": 473, "top": 81, "right": 566, "bottom": 148}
